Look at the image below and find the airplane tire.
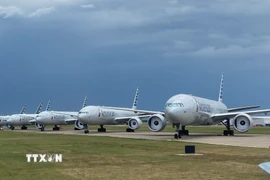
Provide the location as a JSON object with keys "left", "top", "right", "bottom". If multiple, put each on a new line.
{"left": 84, "top": 130, "right": 89, "bottom": 134}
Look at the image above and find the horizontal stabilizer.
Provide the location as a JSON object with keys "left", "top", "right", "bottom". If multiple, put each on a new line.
{"left": 259, "top": 162, "right": 270, "bottom": 174}
{"left": 228, "top": 105, "right": 260, "bottom": 112}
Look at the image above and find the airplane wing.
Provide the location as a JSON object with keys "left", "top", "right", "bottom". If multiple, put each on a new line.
{"left": 29, "top": 120, "right": 36, "bottom": 124}
{"left": 52, "top": 111, "right": 78, "bottom": 118}
{"left": 211, "top": 109, "right": 270, "bottom": 122}
{"left": 259, "top": 162, "right": 270, "bottom": 174}
{"left": 114, "top": 115, "right": 153, "bottom": 124}
{"left": 227, "top": 105, "right": 260, "bottom": 112}
{"left": 105, "top": 107, "right": 165, "bottom": 115}
{"left": 65, "top": 119, "right": 78, "bottom": 124}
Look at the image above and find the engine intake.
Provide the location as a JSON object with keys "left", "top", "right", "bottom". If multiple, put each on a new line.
{"left": 232, "top": 113, "right": 254, "bottom": 133}
{"left": 75, "top": 120, "right": 84, "bottom": 130}
{"left": 35, "top": 122, "right": 43, "bottom": 129}
{"left": 147, "top": 114, "right": 167, "bottom": 132}
{"left": 128, "top": 117, "right": 142, "bottom": 130}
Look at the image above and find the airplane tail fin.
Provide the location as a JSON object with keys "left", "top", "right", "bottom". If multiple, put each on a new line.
{"left": 35, "top": 103, "right": 42, "bottom": 114}
{"left": 132, "top": 87, "right": 139, "bottom": 110}
{"left": 46, "top": 100, "right": 51, "bottom": 111}
{"left": 218, "top": 73, "right": 224, "bottom": 103}
{"left": 82, "top": 95, "right": 87, "bottom": 108}
{"left": 20, "top": 105, "right": 26, "bottom": 114}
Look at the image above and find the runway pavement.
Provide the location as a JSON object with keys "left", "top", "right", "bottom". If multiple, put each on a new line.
{"left": 9, "top": 128, "right": 270, "bottom": 148}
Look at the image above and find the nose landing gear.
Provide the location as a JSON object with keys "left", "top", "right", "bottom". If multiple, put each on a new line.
{"left": 84, "top": 124, "right": 89, "bottom": 134}
{"left": 173, "top": 124, "right": 189, "bottom": 139}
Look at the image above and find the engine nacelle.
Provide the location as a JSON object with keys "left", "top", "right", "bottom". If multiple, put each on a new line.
{"left": 128, "top": 117, "right": 142, "bottom": 130}
{"left": 147, "top": 114, "right": 167, "bottom": 132}
{"left": 35, "top": 122, "right": 43, "bottom": 129}
{"left": 232, "top": 113, "right": 254, "bottom": 133}
{"left": 75, "top": 120, "right": 84, "bottom": 130}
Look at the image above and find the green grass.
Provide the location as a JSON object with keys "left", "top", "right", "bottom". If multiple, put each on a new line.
{"left": 30, "top": 123, "right": 270, "bottom": 135}
{"left": 0, "top": 131, "right": 269, "bottom": 180}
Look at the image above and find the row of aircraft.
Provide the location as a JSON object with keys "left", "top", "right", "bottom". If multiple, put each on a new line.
{"left": 1, "top": 74, "right": 270, "bottom": 138}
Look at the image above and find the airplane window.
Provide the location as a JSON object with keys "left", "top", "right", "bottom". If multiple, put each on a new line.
{"left": 165, "top": 103, "right": 184, "bottom": 107}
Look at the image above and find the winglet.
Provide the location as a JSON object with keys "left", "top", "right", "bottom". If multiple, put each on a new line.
{"left": 20, "top": 105, "right": 26, "bottom": 114}
{"left": 132, "top": 87, "right": 139, "bottom": 110}
{"left": 82, "top": 95, "right": 87, "bottom": 108}
{"left": 218, "top": 73, "right": 224, "bottom": 103}
{"left": 35, "top": 103, "right": 42, "bottom": 114}
{"left": 259, "top": 162, "right": 270, "bottom": 174}
{"left": 46, "top": 100, "right": 51, "bottom": 111}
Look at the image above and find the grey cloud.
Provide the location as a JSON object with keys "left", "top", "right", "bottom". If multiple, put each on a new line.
{"left": 0, "top": 6, "right": 23, "bottom": 18}
{"left": 28, "top": 7, "right": 55, "bottom": 18}
{"left": 80, "top": 4, "right": 95, "bottom": 9}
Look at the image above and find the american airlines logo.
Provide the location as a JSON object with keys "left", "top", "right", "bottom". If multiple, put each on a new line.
{"left": 26, "top": 154, "right": 62, "bottom": 163}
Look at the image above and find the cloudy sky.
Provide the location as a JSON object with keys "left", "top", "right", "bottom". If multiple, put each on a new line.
{"left": 0, "top": 0, "right": 270, "bottom": 114}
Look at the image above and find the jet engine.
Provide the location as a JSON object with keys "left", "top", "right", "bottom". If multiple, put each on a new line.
{"left": 232, "top": 113, "right": 254, "bottom": 133}
{"left": 75, "top": 120, "right": 84, "bottom": 130}
{"left": 147, "top": 114, "right": 167, "bottom": 132}
{"left": 128, "top": 117, "right": 142, "bottom": 130}
{"left": 35, "top": 122, "right": 43, "bottom": 129}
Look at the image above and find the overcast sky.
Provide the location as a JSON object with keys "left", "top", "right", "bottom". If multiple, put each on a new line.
{"left": 1, "top": 0, "right": 270, "bottom": 114}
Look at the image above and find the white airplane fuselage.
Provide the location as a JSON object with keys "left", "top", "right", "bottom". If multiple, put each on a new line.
{"left": 164, "top": 94, "right": 228, "bottom": 126}
{"left": 36, "top": 111, "right": 78, "bottom": 125}
{"left": 78, "top": 106, "right": 139, "bottom": 125}
{"left": 7, "top": 114, "right": 37, "bottom": 126}
{"left": 0, "top": 116, "right": 10, "bottom": 126}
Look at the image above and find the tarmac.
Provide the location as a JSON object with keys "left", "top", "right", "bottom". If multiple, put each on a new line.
{"left": 10, "top": 128, "right": 270, "bottom": 149}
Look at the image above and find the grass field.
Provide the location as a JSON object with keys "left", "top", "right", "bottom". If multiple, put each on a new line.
{"left": 0, "top": 130, "right": 269, "bottom": 180}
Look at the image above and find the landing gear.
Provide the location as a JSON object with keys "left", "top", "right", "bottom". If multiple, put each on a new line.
{"left": 174, "top": 123, "right": 181, "bottom": 139}
{"left": 53, "top": 125, "right": 60, "bottom": 131}
{"left": 83, "top": 124, "right": 89, "bottom": 134}
{"left": 222, "top": 119, "right": 234, "bottom": 136}
{"left": 180, "top": 126, "right": 189, "bottom": 136}
{"left": 173, "top": 124, "right": 189, "bottom": 139}
{"left": 40, "top": 126, "right": 44, "bottom": 131}
{"left": 10, "top": 126, "right": 15, "bottom": 130}
{"left": 21, "top": 125, "right": 27, "bottom": 130}
{"left": 97, "top": 125, "right": 106, "bottom": 132}
{"left": 126, "top": 128, "right": 135, "bottom": 132}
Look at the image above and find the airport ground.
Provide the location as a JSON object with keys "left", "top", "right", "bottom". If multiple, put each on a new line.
{"left": 0, "top": 125, "right": 270, "bottom": 180}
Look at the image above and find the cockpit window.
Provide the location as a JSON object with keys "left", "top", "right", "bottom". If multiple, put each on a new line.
{"left": 165, "top": 103, "right": 184, "bottom": 107}
{"left": 79, "top": 111, "right": 88, "bottom": 114}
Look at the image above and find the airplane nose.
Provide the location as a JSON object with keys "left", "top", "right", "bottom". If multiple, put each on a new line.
{"left": 165, "top": 107, "right": 180, "bottom": 123}
{"left": 78, "top": 113, "right": 88, "bottom": 123}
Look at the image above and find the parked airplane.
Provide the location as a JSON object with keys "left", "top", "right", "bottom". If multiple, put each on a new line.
{"left": 0, "top": 116, "right": 10, "bottom": 130}
{"left": 34, "top": 96, "right": 87, "bottom": 131}
{"left": 0, "top": 105, "right": 26, "bottom": 130}
{"left": 103, "top": 74, "right": 269, "bottom": 138}
{"left": 78, "top": 87, "right": 150, "bottom": 134}
{"left": 7, "top": 103, "right": 42, "bottom": 130}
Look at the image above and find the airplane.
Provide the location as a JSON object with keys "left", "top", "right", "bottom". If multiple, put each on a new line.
{"left": 259, "top": 162, "right": 270, "bottom": 174}
{"left": 78, "top": 87, "right": 153, "bottom": 134}
{"left": 101, "top": 74, "right": 270, "bottom": 138}
{"left": 34, "top": 96, "right": 87, "bottom": 131}
{"left": 0, "top": 116, "right": 10, "bottom": 130}
{"left": 7, "top": 103, "right": 42, "bottom": 130}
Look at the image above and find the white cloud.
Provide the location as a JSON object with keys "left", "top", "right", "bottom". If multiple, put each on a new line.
{"left": 28, "top": 7, "right": 55, "bottom": 18}
{"left": 80, "top": 4, "right": 95, "bottom": 9}
{"left": 0, "top": 6, "right": 23, "bottom": 18}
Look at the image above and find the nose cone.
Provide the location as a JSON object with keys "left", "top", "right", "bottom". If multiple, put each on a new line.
{"left": 165, "top": 107, "right": 180, "bottom": 123}
{"left": 78, "top": 111, "right": 89, "bottom": 124}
